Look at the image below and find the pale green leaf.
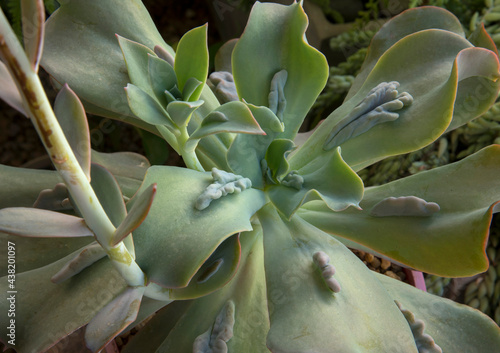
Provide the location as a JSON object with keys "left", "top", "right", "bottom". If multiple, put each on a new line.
{"left": 232, "top": 1, "right": 328, "bottom": 139}
{"left": 131, "top": 166, "right": 266, "bottom": 288}
{"left": 21, "top": 0, "right": 44, "bottom": 72}
{"left": 125, "top": 83, "right": 175, "bottom": 129}
{"left": 148, "top": 54, "right": 176, "bottom": 107}
{"left": 54, "top": 84, "right": 91, "bottom": 179}
{"left": 174, "top": 24, "right": 209, "bottom": 102}
{"left": 166, "top": 100, "right": 204, "bottom": 128}
{"left": 298, "top": 145, "right": 500, "bottom": 277}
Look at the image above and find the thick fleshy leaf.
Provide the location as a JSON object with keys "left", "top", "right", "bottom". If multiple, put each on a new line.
{"left": 0, "top": 251, "right": 127, "bottom": 353}
{"left": 91, "top": 150, "right": 150, "bottom": 199}
{"left": 346, "top": 6, "right": 465, "bottom": 101}
{"left": 0, "top": 164, "right": 61, "bottom": 208}
{"left": 232, "top": 1, "right": 328, "bottom": 139}
{"left": 21, "top": 0, "right": 44, "bottom": 72}
{"left": 0, "top": 61, "right": 26, "bottom": 115}
{"left": 174, "top": 24, "right": 209, "bottom": 102}
{"left": 189, "top": 101, "right": 265, "bottom": 140}
{"left": 90, "top": 163, "right": 135, "bottom": 255}
{"left": 268, "top": 147, "right": 364, "bottom": 219}
{"left": 85, "top": 286, "right": 146, "bottom": 352}
{"left": 51, "top": 242, "right": 106, "bottom": 283}
{"left": 0, "top": 231, "right": 93, "bottom": 274}
{"left": 376, "top": 273, "right": 500, "bottom": 351}
{"left": 125, "top": 83, "right": 175, "bottom": 128}
{"left": 258, "top": 206, "right": 417, "bottom": 352}
{"left": 122, "top": 228, "right": 270, "bottom": 353}
{"left": 112, "top": 183, "right": 156, "bottom": 247}
{"left": 298, "top": 145, "right": 500, "bottom": 277}
{"left": 468, "top": 22, "right": 499, "bottom": 57}
{"left": 42, "top": 0, "right": 173, "bottom": 118}
{"left": 131, "top": 166, "right": 266, "bottom": 288}
{"left": 0, "top": 207, "right": 93, "bottom": 238}
{"left": 214, "top": 38, "right": 238, "bottom": 73}
{"left": 148, "top": 54, "right": 176, "bottom": 107}
{"left": 226, "top": 104, "right": 283, "bottom": 188}
{"left": 166, "top": 100, "right": 204, "bottom": 128}
{"left": 117, "top": 35, "right": 156, "bottom": 96}
{"left": 54, "top": 84, "right": 91, "bottom": 179}
{"left": 293, "top": 29, "right": 499, "bottom": 172}
{"left": 167, "top": 234, "right": 241, "bottom": 300}
{"left": 264, "top": 138, "right": 296, "bottom": 183}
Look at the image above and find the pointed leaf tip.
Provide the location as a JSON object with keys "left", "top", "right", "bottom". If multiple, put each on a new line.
{"left": 111, "top": 183, "right": 157, "bottom": 246}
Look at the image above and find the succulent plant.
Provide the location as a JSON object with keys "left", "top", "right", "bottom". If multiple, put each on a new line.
{"left": 1, "top": 1, "right": 500, "bottom": 352}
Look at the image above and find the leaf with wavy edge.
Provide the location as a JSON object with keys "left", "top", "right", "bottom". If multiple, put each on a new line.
{"left": 259, "top": 205, "right": 418, "bottom": 353}
{"left": 468, "top": 22, "right": 499, "bottom": 57}
{"left": 54, "top": 84, "right": 91, "bottom": 180}
{"left": 298, "top": 145, "right": 500, "bottom": 277}
{"left": 0, "top": 251, "right": 127, "bottom": 353}
{"left": 121, "top": 228, "right": 269, "bottom": 353}
{"left": 130, "top": 165, "right": 266, "bottom": 288}
{"left": 232, "top": 1, "right": 328, "bottom": 139}
{"left": 346, "top": 6, "right": 465, "bottom": 101}
{"left": 293, "top": 30, "right": 499, "bottom": 172}
{"left": 268, "top": 147, "right": 363, "bottom": 219}
{"left": 42, "top": 0, "right": 173, "bottom": 118}
{"left": 376, "top": 273, "right": 500, "bottom": 352}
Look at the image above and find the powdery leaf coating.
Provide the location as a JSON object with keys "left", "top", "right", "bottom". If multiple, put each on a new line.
{"left": 196, "top": 169, "right": 252, "bottom": 210}
{"left": 324, "top": 81, "right": 413, "bottom": 150}
{"left": 396, "top": 301, "right": 442, "bottom": 353}
{"left": 193, "top": 300, "right": 235, "bottom": 353}
{"left": 370, "top": 196, "right": 440, "bottom": 217}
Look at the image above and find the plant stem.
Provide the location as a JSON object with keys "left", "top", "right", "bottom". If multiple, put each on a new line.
{"left": 0, "top": 8, "right": 145, "bottom": 287}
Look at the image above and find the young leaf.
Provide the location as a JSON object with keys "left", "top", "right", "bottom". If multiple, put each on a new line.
{"left": 51, "top": 242, "right": 106, "bottom": 283}
{"left": 298, "top": 145, "right": 500, "bottom": 277}
{"left": 148, "top": 54, "right": 177, "bottom": 107}
{"left": 85, "top": 286, "right": 146, "bottom": 352}
{"left": 174, "top": 24, "right": 209, "bottom": 102}
{"left": 268, "top": 147, "right": 364, "bottom": 219}
{"left": 166, "top": 100, "right": 204, "bottom": 128}
{"left": 189, "top": 101, "right": 264, "bottom": 141}
{"left": 111, "top": 183, "right": 157, "bottom": 247}
{"left": 0, "top": 207, "right": 93, "bottom": 237}
{"left": 54, "top": 84, "right": 91, "bottom": 180}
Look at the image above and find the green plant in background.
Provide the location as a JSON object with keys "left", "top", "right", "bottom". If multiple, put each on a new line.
{"left": 1, "top": 1, "right": 500, "bottom": 352}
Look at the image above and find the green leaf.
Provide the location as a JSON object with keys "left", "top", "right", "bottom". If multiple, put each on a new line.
{"left": 294, "top": 29, "right": 499, "bottom": 172}
{"left": 468, "top": 22, "right": 499, "bottom": 57}
{"left": 51, "top": 242, "right": 106, "bottom": 283}
{"left": 130, "top": 166, "right": 266, "bottom": 288}
{"left": 174, "top": 24, "right": 209, "bottom": 102}
{"left": 232, "top": 1, "right": 328, "bottom": 139}
{"left": 148, "top": 54, "right": 177, "bottom": 107}
{"left": 125, "top": 83, "right": 176, "bottom": 130}
{"left": 214, "top": 38, "right": 237, "bottom": 73}
{"left": 0, "top": 207, "right": 93, "bottom": 237}
{"left": 117, "top": 34, "right": 156, "bottom": 96}
{"left": 258, "top": 206, "right": 418, "bottom": 353}
{"left": 264, "top": 138, "right": 296, "bottom": 183}
{"left": 182, "top": 77, "right": 203, "bottom": 102}
{"left": 298, "top": 145, "right": 500, "bottom": 277}
{"left": 21, "top": 0, "right": 44, "bottom": 72}
{"left": 0, "top": 251, "right": 127, "bottom": 353}
{"left": 166, "top": 99, "right": 204, "bottom": 128}
{"left": 85, "top": 286, "right": 146, "bottom": 352}
{"left": 54, "top": 84, "right": 91, "bottom": 180}
{"left": 189, "top": 101, "right": 264, "bottom": 141}
{"left": 226, "top": 104, "right": 283, "bottom": 188}
{"left": 0, "top": 164, "right": 61, "bottom": 208}
{"left": 0, "top": 61, "right": 26, "bottom": 115}
{"left": 121, "top": 228, "right": 269, "bottom": 353}
{"left": 42, "top": 0, "right": 174, "bottom": 118}
{"left": 112, "top": 183, "right": 156, "bottom": 247}
{"left": 167, "top": 234, "right": 241, "bottom": 300}
{"left": 376, "top": 273, "right": 500, "bottom": 352}
{"left": 268, "top": 147, "right": 364, "bottom": 219}
{"left": 346, "top": 6, "right": 465, "bottom": 101}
